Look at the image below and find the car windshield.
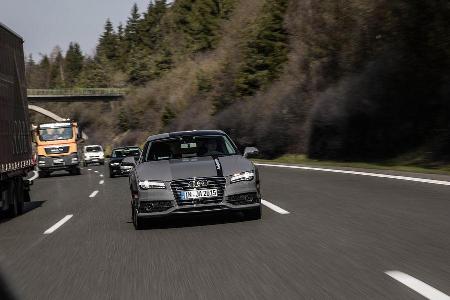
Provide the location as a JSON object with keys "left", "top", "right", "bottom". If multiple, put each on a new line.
{"left": 145, "top": 135, "right": 237, "bottom": 161}
{"left": 86, "top": 146, "right": 102, "bottom": 152}
{"left": 112, "top": 148, "right": 141, "bottom": 158}
{"left": 39, "top": 126, "right": 73, "bottom": 141}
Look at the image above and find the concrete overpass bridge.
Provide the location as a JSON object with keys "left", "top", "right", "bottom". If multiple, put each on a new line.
{"left": 27, "top": 88, "right": 127, "bottom": 102}
{"left": 27, "top": 88, "right": 127, "bottom": 140}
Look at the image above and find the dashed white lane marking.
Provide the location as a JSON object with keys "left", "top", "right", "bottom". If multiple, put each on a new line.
{"left": 28, "top": 170, "right": 39, "bottom": 182}
{"left": 44, "top": 215, "right": 73, "bottom": 234}
{"left": 89, "top": 190, "right": 99, "bottom": 198}
{"left": 385, "top": 271, "right": 450, "bottom": 300}
{"left": 87, "top": 168, "right": 92, "bottom": 171}
{"left": 94, "top": 170, "right": 99, "bottom": 173}
{"left": 261, "top": 199, "right": 290, "bottom": 214}
{"left": 99, "top": 180, "right": 104, "bottom": 185}
{"left": 256, "top": 163, "right": 450, "bottom": 186}
{"left": 99, "top": 174, "right": 104, "bottom": 177}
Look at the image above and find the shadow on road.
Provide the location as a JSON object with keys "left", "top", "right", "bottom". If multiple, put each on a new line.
{"left": 38, "top": 171, "right": 82, "bottom": 179}
{"left": 135, "top": 212, "right": 255, "bottom": 230}
{"left": 0, "top": 201, "right": 46, "bottom": 224}
{"left": 0, "top": 268, "right": 17, "bottom": 300}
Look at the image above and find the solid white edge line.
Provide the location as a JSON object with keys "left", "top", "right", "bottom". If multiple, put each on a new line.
{"left": 261, "top": 199, "right": 290, "bottom": 214}
{"left": 44, "top": 215, "right": 73, "bottom": 234}
{"left": 385, "top": 271, "right": 450, "bottom": 300}
{"left": 28, "top": 170, "right": 39, "bottom": 182}
{"left": 255, "top": 163, "right": 450, "bottom": 186}
{"left": 99, "top": 180, "right": 104, "bottom": 185}
{"left": 89, "top": 190, "right": 99, "bottom": 198}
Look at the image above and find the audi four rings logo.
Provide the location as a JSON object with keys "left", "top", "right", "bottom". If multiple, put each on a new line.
{"left": 188, "top": 180, "right": 208, "bottom": 188}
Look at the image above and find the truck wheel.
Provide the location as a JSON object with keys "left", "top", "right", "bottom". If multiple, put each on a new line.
{"left": 6, "top": 179, "right": 23, "bottom": 217}
{"left": 24, "top": 189, "right": 31, "bottom": 203}
{"left": 15, "top": 179, "right": 24, "bottom": 215}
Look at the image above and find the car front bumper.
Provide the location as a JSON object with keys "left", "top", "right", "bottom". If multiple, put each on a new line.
{"left": 135, "top": 179, "right": 261, "bottom": 218}
{"left": 85, "top": 157, "right": 104, "bottom": 163}
{"left": 137, "top": 201, "right": 261, "bottom": 218}
{"left": 38, "top": 154, "right": 79, "bottom": 171}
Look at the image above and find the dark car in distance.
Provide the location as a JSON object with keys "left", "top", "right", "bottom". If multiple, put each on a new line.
{"left": 125, "top": 130, "right": 261, "bottom": 229}
{"left": 108, "top": 146, "right": 141, "bottom": 178}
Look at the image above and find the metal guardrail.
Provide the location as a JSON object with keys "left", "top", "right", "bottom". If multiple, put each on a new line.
{"left": 27, "top": 88, "right": 127, "bottom": 97}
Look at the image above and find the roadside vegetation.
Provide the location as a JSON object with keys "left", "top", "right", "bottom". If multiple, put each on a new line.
{"left": 255, "top": 155, "right": 450, "bottom": 176}
{"left": 27, "top": 0, "right": 450, "bottom": 169}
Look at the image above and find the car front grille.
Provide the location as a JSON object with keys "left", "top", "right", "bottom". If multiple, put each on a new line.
{"left": 139, "top": 200, "right": 174, "bottom": 213}
{"left": 170, "top": 177, "right": 226, "bottom": 206}
{"left": 45, "top": 146, "right": 69, "bottom": 155}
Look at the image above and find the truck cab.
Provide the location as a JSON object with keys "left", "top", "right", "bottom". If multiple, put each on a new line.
{"left": 34, "top": 121, "right": 82, "bottom": 177}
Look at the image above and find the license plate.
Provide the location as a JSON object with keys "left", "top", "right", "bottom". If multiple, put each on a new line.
{"left": 53, "top": 158, "right": 64, "bottom": 164}
{"left": 181, "top": 189, "right": 218, "bottom": 200}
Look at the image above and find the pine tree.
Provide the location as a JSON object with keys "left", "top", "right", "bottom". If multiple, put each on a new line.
{"left": 25, "top": 54, "right": 35, "bottom": 87}
{"left": 173, "top": 0, "right": 235, "bottom": 52}
{"left": 64, "top": 42, "right": 84, "bottom": 87}
{"left": 124, "top": 4, "right": 142, "bottom": 52}
{"left": 140, "top": 0, "right": 167, "bottom": 49}
{"left": 49, "top": 46, "right": 65, "bottom": 88}
{"left": 235, "top": 0, "right": 288, "bottom": 96}
{"left": 38, "top": 55, "right": 52, "bottom": 88}
{"left": 77, "top": 57, "right": 112, "bottom": 88}
{"left": 97, "top": 19, "right": 119, "bottom": 62}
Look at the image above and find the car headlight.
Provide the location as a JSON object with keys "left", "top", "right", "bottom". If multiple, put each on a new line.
{"left": 230, "top": 171, "right": 255, "bottom": 184}
{"left": 138, "top": 180, "right": 166, "bottom": 190}
{"left": 110, "top": 162, "right": 120, "bottom": 166}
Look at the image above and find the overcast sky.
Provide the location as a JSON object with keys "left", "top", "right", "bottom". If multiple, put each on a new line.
{"left": 1, "top": 0, "right": 150, "bottom": 58}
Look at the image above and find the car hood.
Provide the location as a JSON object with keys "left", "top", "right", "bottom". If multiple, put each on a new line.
{"left": 109, "top": 157, "right": 124, "bottom": 163}
{"left": 110, "top": 156, "right": 139, "bottom": 163}
{"left": 135, "top": 155, "right": 254, "bottom": 181}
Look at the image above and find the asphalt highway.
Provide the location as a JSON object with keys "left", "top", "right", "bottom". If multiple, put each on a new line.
{"left": 0, "top": 163, "right": 449, "bottom": 299}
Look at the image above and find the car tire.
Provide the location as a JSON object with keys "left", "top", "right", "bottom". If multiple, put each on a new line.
{"left": 38, "top": 171, "right": 48, "bottom": 178}
{"left": 133, "top": 208, "right": 143, "bottom": 230}
{"left": 244, "top": 206, "right": 261, "bottom": 220}
{"left": 109, "top": 170, "right": 115, "bottom": 178}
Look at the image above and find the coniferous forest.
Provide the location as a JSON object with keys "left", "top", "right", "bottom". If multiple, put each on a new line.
{"left": 27, "top": 0, "right": 450, "bottom": 164}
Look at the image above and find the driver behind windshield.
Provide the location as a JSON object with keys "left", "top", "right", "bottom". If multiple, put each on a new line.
{"left": 199, "top": 138, "right": 223, "bottom": 156}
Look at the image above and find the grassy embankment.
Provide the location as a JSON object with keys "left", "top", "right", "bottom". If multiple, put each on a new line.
{"left": 255, "top": 154, "right": 450, "bottom": 176}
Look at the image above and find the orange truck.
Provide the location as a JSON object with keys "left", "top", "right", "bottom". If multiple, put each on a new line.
{"left": 34, "top": 121, "right": 82, "bottom": 177}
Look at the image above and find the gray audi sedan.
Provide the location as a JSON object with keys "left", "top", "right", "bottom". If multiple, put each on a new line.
{"left": 126, "top": 130, "right": 261, "bottom": 229}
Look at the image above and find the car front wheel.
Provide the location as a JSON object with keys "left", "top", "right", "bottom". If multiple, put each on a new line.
{"left": 132, "top": 207, "right": 143, "bottom": 230}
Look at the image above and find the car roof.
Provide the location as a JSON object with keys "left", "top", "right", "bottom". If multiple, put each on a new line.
{"left": 146, "top": 130, "right": 227, "bottom": 142}
{"left": 84, "top": 145, "right": 102, "bottom": 148}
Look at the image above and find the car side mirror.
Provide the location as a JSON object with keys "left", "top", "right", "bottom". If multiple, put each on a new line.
{"left": 122, "top": 157, "right": 136, "bottom": 166}
{"left": 243, "top": 147, "right": 259, "bottom": 158}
